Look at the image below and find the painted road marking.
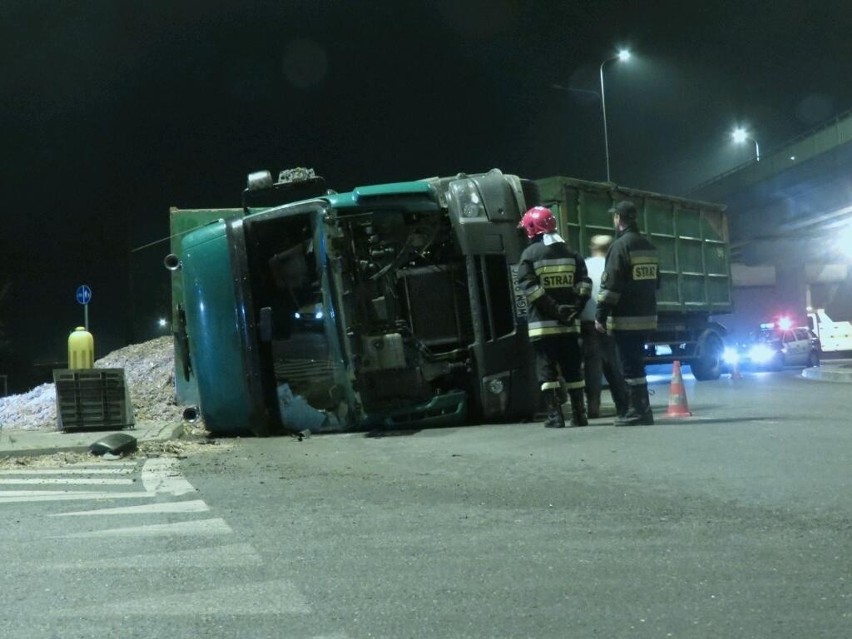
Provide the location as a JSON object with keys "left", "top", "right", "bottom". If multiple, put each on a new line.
{"left": 0, "top": 458, "right": 196, "bottom": 503}
{"left": 59, "top": 517, "right": 233, "bottom": 538}
{"left": 0, "top": 467, "right": 135, "bottom": 475}
{"left": 0, "top": 477, "right": 135, "bottom": 485}
{"left": 0, "top": 491, "right": 153, "bottom": 504}
{"left": 5, "top": 461, "right": 349, "bottom": 636}
{"left": 51, "top": 499, "right": 210, "bottom": 516}
{"left": 51, "top": 578, "right": 312, "bottom": 616}
{"left": 35, "top": 543, "right": 264, "bottom": 570}
{"left": 141, "top": 457, "right": 197, "bottom": 496}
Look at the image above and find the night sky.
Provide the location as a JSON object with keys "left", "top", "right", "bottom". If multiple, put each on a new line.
{"left": 3, "top": 0, "right": 852, "bottom": 391}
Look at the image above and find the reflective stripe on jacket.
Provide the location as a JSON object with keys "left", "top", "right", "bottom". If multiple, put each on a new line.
{"left": 595, "top": 228, "right": 658, "bottom": 333}
{"left": 517, "top": 238, "right": 591, "bottom": 340}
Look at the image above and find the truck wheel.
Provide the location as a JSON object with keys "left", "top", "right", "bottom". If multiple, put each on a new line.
{"left": 691, "top": 334, "right": 723, "bottom": 381}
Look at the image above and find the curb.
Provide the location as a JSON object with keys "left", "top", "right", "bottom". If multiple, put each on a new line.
{"left": 0, "top": 421, "right": 186, "bottom": 460}
{"left": 801, "top": 367, "right": 852, "bottom": 383}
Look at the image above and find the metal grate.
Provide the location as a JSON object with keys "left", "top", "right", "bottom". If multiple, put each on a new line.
{"left": 53, "top": 368, "right": 134, "bottom": 432}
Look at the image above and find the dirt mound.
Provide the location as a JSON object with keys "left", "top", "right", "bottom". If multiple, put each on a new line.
{"left": 0, "top": 337, "right": 189, "bottom": 432}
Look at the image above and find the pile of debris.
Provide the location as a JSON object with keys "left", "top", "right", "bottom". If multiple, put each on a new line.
{"left": 0, "top": 337, "right": 195, "bottom": 432}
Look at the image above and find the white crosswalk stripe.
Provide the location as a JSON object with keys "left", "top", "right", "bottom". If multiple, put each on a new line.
{"left": 0, "top": 457, "right": 196, "bottom": 503}
{"left": 51, "top": 499, "right": 210, "bottom": 516}
{"left": 0, "top": 467, "right": 135, "bottom": 475}
{"left": 0, "top": 458, "right": 229, "bottom": 540}
{"left": 59, "top": 517, "right": 233, "bottom": 538}
{"left": 0, "top": 477, "right": 135, "bottom": 485}
{"left": 0, "top": 490, "right": 154, "bottom": 503}
{"left": 37, "top": 543, "right": 264, "bottom": 570}
{"left": 141, "top": 457, "right": 198, "bottom": 496}
{"left": 0, "top": 457, "right": 348, "bottom": 632}
{"left": 50, "top": 578, "right": 313, "bottom": 616}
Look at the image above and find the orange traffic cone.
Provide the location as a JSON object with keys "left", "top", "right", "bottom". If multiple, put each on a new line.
{"left": 666, "top": 360, "right": 692, "bottom": 417}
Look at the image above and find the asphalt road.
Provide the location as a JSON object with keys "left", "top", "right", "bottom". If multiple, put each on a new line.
{"left": 1, "top": 368, "right": 850, "bottom": 638}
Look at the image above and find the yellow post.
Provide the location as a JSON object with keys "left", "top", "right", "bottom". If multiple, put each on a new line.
{"left": 68, "top": 326, "right": 94, "bottom": 369}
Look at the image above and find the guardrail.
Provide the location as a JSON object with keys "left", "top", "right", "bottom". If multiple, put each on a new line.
{"left": 689, "top": 105, "right": 852, "bottom": 196}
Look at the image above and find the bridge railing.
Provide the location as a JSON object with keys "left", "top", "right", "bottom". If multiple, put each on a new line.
{"left": 690, "top": 105, "right": 852, "bottom": 197}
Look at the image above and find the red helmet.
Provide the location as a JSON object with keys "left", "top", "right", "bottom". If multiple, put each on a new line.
{"left": 518, "top": 206, "right": 557, "bottom": 239}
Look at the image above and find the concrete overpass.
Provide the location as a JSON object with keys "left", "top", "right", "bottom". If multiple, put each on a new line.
{"left": 688, "top": 108, "right": 852, "bottom": 337}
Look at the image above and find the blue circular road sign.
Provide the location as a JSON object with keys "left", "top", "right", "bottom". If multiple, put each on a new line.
{"left": 76, "top": 284, "right": 92, "bottom": 305}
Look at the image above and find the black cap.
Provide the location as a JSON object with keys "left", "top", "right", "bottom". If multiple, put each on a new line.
{"left": 609, "top": 200, "right": 638, "bottom": 219}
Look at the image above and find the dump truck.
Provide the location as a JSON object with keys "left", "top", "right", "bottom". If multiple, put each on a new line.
{"left": 167, "top": 168, "right": 539, "bottom": 436}
{"left": 536, "top": 177, "right": 732, "bottom": 380}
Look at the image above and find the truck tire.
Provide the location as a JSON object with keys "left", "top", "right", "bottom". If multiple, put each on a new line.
{"left": 690, "top": 333, "right": 723, "bottom": 381}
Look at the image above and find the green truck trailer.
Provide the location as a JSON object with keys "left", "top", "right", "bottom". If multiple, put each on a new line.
{"left": 537, "top": 176, "right": 732, "bottom": 380}
{"left": 167, "top": 170, "right": 731, "bottom": 436}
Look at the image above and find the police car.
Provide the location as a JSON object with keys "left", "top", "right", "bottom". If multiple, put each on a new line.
{"left": 724, "top": 317, "right": 821, "bottom": 371}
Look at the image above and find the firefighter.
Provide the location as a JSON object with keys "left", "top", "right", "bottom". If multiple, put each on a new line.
{"left": 594, "top": 200, "right": 659, "bottom": 426}
{"left": 580, "top": 234, "right": 629, "bottom": 418}
{"left": 517, "top": 206, "right": 592, "bottom": 428}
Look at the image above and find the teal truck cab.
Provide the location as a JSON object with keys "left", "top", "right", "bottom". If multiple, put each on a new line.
{"left": 167, "top": 169, "right": 537, "bottom": 436}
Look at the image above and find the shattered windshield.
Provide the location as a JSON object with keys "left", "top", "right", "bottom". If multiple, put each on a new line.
{"left": 248, "top": 209, "right": 344, "bottom": 431}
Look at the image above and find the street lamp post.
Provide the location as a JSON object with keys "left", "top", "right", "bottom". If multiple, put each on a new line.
{"left": 731, "top": 127, "right": 760, "bottom": 162}
{"left": 599, "top": 49, "right": 630, "bottom": 182}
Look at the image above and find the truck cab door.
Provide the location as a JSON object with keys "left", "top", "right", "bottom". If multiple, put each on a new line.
{"left": 168, "top": 207, "right": 244, "bottom": 406}
{"left": 445, "top": 170, "right": 535, "bottom": 420}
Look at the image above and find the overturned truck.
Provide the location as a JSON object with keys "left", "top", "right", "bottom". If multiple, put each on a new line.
{"left": 167, "top": 169, "right": 539, "bottom": 436}
{"left": 168, "top": 169, "right": 732, "bottom": 436}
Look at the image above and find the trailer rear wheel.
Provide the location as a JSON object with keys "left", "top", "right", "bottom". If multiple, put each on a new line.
{"left": 691, "top": 334, "right": 723, "bottom": 381}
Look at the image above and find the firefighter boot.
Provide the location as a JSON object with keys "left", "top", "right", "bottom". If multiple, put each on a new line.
{"left": 568, "top": 387, "right": 589, "bottom": 427}
{"left": 612, "top": 384, "right": 629, "bottom": 419}
{"left": 586, "top": 390, "right": 601, "bottom": 419}
{"left": 635, "top": 383, "right": 655, "bottom": 425}
{"left": 541, "top": 382, "right": 565, "bottom": 429}
{"left": 557, "top": 383, "right": 568, "bottom": 413}
{"left": 614, "top": 384, "right": 654, "bottom": 426}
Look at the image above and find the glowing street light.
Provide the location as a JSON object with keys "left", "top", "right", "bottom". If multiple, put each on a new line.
{"left": 731, "top": 126, "right": 760, "bottom": 162}
{"left": 600, "top": 49, "right": 631, "bottom": 182}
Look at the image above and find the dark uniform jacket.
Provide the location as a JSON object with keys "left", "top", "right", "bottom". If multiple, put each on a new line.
{"left": 517, "top": 237, "right": 592, "bottom": 340}
{"left": 595, "top": 227, "right": 659, "bottom": 332}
